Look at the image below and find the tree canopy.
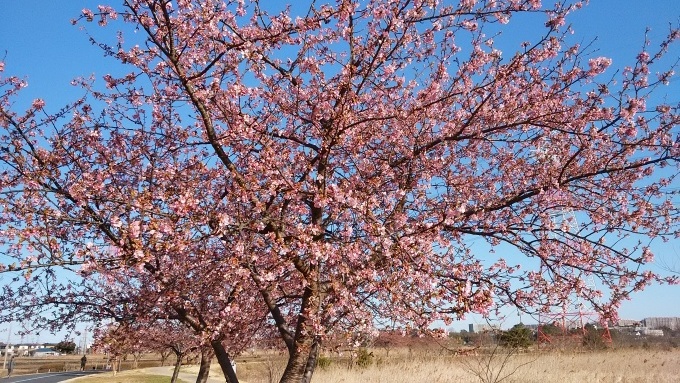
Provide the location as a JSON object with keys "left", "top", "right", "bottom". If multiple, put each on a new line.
{"left": 54, "top": 340, "right": 77, "bottom": 355}
{"left": 1, "top": 1, "right": 679, "bottom": 382}
{"left": 499, "top": 324, "right": 533, "bottom": 349}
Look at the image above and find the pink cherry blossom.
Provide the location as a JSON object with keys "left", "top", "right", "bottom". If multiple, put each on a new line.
{"left": 1, "top": 2, "right": 679, "bottom": 383}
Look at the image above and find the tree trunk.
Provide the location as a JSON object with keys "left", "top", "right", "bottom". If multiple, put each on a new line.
{"left": 210, "top": 339, "right": 239, "bottom": 383}
{"left": 278, "top": 338, "right": 320, "bottom": 383}
{"left": 160, "top": 349, "right": 171, "bottom": 366}
{"left": 170, "top": 352, "right": 183, "bottom": 383}
{"left": 195, "top": 346, "right": 213, "bottom": 383}
{"left": 112, "top": 357, "right": 120, "bottom": 376}
{"left": 278, "top": 287, "right": 320, "bottom": 383}
{"left": 279, "top": 340, "right": 314, "bottom": 383}
{"left": 300, "top": 338, "right": 319, "bottom": 383}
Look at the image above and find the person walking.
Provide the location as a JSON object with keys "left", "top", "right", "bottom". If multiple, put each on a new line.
{"left": 80, "top": 355, "right": 87, "bottom": 371}
{"left": 6, "top": 355, "right": 15, "bottom": 378}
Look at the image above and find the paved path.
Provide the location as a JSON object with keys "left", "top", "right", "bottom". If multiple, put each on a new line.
{"left": 140, "top": 366, "right": 226, "bottom": 383}
{"left": 3, "top": 371, "right": 102, "bottom": 383}
{"left": 55, "top": 366, "right": 225, "bottom": 383}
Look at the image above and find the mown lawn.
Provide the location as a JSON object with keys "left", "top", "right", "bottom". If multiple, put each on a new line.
{"left": 66, "top": 371, "right": 187, "bottom": 383}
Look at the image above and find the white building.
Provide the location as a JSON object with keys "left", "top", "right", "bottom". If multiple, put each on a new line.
{"left": 468, "top": 323, "right": 499, "bottom": 333}
{"left": 633, "top": 327, "right": 665, "bottom": 337}
{"left": 32, "top": 347, "right": 60, "bottom": 357}
{"left": 0, "top": 343, "right": 54, "bottom": 356}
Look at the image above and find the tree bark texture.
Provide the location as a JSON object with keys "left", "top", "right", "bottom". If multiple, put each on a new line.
{"left": 170, "top": 353, "right": 183, "bottom": 383}
{"left": 195, "top": 346, "right": 213, "bottom": 383}
{"left": 300, "top": 338, "right": 320, "bottom": 383}
{"left": 211, "top": 339, "right": 239, "bottom": 383}
{"left": 279, "top": 287, "right": 320, "bottom": 383}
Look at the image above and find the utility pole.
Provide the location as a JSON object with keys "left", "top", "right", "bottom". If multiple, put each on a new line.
{"left": 80, "top": 330, "right": 88, "bottom": 354}
{"left": 2, "top": 323, "right": 12, "bottom": 369}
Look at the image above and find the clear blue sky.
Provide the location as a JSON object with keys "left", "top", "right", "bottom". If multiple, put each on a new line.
{"left": 0, "top": 1, "right": 679, "bottom": 341}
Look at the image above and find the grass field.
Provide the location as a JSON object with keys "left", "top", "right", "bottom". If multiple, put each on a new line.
{"left": 7, "top": 347, "right": 680, "bottom": 382}
{"left": 308, "top": 349, "right": 680, "bottom": 383}
{"left": 215, "top": 348, "right": 680, "bottom": 383}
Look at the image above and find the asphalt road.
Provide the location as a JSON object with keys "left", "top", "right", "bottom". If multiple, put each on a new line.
{"left": 4, "top": 370, "right": 103, "bottom": 383}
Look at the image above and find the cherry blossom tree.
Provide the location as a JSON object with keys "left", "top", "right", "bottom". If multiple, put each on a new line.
{"left": 2, "top": 1, "right": 680, "bottom": 383}
{"left": 0, "top": 235, "right": 261, "bottom": 381}
{"left": 96, "top": 319, "right": 208, "bottom": 383}
{"left": 92, "top": 323, "right": 131, "bottom": 375}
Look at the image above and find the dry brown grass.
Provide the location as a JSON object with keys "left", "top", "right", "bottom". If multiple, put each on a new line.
{"left": 9, "top": 347, "right": 678, "bottom": 383}
{"left": 226, "top": 347, "right": 680, "bottom": 383}
{"left": 507, "top": 349, "right": 680, "bottom": 383}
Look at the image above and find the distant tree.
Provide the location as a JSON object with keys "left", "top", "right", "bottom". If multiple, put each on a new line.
{"left": 537, "top": 323, "right": 563, "bottom": 338}
{"left": 540, "top": 323, "right": 563, "bottom": 335}
{"left": 93, "top": 319, "right": 208, "bottom": 383}
{"left": 499, "top": 324, "right": 533, "bottom": 349}
{"left": 658, "top": 326, "right": 679, "bottom": 338}
{"left": 372, "top": 331, "right": 403, "bottom": 357}
{"left": 582, "top": 324, "right": 608, "bottom": 350}
{"left": 54, "top": 340, "right": 77, "bottom": 355}
{"left": 145, "top": 321, "right": 212, "bottom": 383}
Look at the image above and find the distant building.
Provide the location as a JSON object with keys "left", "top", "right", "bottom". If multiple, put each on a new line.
{"left": 0, "top": 343, "right": 51, "bottom": 356}
{"left": 31, "top": 347, "right": 60, "bottom": 357}
{"left": 642, "top": 317, "right": 680, "bottom": 331}
{"left": 642, "top": 328, "right": 664, "bottom": 337}
{"left": 616, "top": 319, "right": 641, "bottom": 327}
{"left": 468, "top": 323, "right": 497, "bottom": 333}
{"left": 633, "top": 326, "right": 665, "bottom": 337}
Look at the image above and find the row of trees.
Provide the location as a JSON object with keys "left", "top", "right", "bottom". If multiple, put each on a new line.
{"left": 452, "top": 323, "right": 606, "bottom": 350}
{"left": 92, "top": 320, "right": 213, "bottom": 383}
{"left": 1, "top": 1, "right": 679, "bottom": 382}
